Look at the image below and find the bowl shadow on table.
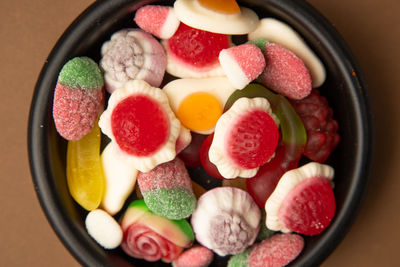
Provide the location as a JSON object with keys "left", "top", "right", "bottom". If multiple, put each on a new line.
{"left": 29, "top": 0, "right": 374, "bottom": 266}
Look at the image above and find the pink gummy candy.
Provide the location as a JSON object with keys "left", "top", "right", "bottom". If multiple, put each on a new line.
{"left": 172, "top": 245, "right": 214, "bottom": 267}
{"left": 279, "top": 176, "right": 336, "bottom": 236}
{"left": 137, "top": 158, "right": 192, "bottom": 193}
{"left": 260, "top": 43, "right": 312, "bottom": 100}
{"left": 248, "top": 234, "right": 304, "bottom": 267}
{"left": 53, "top": 84, "right": 104, "bottom": 140}
{"left": 219, "top": 43, "right": 266, "bottom": 89}
{"left": 134, "top": 5, "right": 180, "bottom": 39}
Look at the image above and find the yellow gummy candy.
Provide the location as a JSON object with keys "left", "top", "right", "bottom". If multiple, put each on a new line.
{"left": 67, "top": 122, "right": 104, "bottom": 210}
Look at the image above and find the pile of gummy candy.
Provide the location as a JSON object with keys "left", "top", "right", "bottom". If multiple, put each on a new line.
{"left": 52, "top": 0, "right": 341, "bottom": 266}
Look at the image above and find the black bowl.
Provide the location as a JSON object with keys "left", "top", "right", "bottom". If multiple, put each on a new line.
{"left": 28, "top": 0, "right": 374, "bottom": 266}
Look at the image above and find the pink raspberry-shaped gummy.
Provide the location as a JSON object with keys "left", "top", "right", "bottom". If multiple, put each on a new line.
{"left": 290, "top": 89, "right": 340, "bottom": 162}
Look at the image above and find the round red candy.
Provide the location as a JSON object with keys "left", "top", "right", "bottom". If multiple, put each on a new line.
{"left": 226, "top": 110, "right": 279, "bottom": 169}
{"left": 111, "top": 95, "right": 170, "bottom": 157}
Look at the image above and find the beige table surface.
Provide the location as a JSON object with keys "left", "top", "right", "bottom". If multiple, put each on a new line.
{"left": 1, "top": 0, "right": 398, "bottom": 266}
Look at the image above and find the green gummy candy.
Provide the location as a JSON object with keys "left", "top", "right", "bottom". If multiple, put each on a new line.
{"left": 126, "top": 199, "right": 194, "bottom": 242}
{"left": 227, "top": 248, "right": 251, "bottom": 267}
{"left": 224, "top": 84, "right": 307, "bottom": 146}
{"left": 143, "top": 188, "right": 196, "bottom": 220}
{"left": 247, "top": 38, "right": 268, "bottom": 52}
{"left": 58, "top": 57, "right": 103, "bottom": 89}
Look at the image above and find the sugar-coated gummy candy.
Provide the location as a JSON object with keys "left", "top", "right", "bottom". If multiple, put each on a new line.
{"left": 66, "top": 121, "right": 104, "bottom": 211}
{"left": 255, "top": 41, "right": 312, "bottom": 100}
{"left": 120, "top": 200, "right": 194, "bottom": 262}
{"left": 219, "top": 43, "right": 266, "bottom": 89}
{"left": 98, "top": 79, "right": 181, "bottom": 172}
{"left": 172, "top": 245, "right": 214, "bottom": 267}
{"left": 248, "top": 18, "right": 326, "bottom": 87}
{"left": 100, "top": 29, "right": 166, "bottom": 93}
{"left": 227, "top": 248, "right": 251, "bottom": 267}
{"left": 134, "top": 5, "right": 180, "bottom": 39}
{"left": 53, "top": 57, "right": 104, "bottom": 141}
{"left": 224, "top": 84, "right": 307, "bottom": 208}
{"left": 137, "top": 157, "right": 196, "bottom": 220}
{"left": 265, "top": 162, "right": 335, "bottom": 235}
{"left": 248, "top": 233, "right": 304, "bottom": 267}
{"left": 191, "top": 187, "right": 260, "bottom": 256}
{"left": 85, "top": 209, "right": 123, "bottom": 249}
{"left": 209, "top": 97, "right": 279, "bottom": 178}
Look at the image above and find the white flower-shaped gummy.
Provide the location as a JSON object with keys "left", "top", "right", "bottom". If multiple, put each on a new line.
{"left": 99, "top": 80, "right": 181, "bottom": 172}
{"left": 209, "top": 97, "right": 279, "bottom": 179}
{"left": 265, "top": 162, "right": 334, "bottom": 233}
{"left": 191, "top": 187, "right": 260, "bottom": 256}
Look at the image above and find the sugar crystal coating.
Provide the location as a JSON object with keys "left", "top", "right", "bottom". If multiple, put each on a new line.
{"left": 260, "top": 43, "right": 312, "bottom": 100}
{"left": 227, "top": 248, "right": 251, "bottom": 267}
{"left": 58, "top": 57, "right": 103, "bottom": 89}
{"left": 137, "top": 157, "right": 196, "bottom": 220}
{"left": 53, "top": 83, "right": 104, "bottom": 140}
{"left": 172, "top": 245, "right": 214, "bottom": 267}
{"left": 248, "top": 234, "right": 304, "bottom": 267}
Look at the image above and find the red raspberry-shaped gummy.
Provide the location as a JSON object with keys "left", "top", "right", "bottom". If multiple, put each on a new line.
{"left": 290, "top": 89, "right": 340, "bottom": 162}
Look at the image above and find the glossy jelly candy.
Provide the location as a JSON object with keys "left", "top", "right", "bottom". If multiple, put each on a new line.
{"left": 66, "top": 121, "right": 104, "bottom": 211}
{"left": 163, "top": 23, "right": 228, "bottom": 78}
{"left": 209, "top": 97, "right": 279, "bottom": 178}
{"left": 289, "top": 89, "right": 340, "bottom": 162}
{"left": 224, "top": 83, "right": 307, "bottom": 208}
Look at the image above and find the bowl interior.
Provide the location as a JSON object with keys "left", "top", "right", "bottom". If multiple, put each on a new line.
{"left": 28, "top": 0, "right": 373, "bottom": 266}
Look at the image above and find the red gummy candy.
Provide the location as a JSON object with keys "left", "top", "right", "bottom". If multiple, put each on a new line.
{"left": 246, "top": 144, "right": 302, "bottom": 208}
{"left": 166, "top": 23, "right": 229, "bottom": 70}
{"left": 111, "top": 95, "right": 170, "bottom": 157}
{"left": 226, "top": 110, "right": 279, "bottom": 169}
{"left": 248, "top": 233, "right": 304, "bottom": 267}
{"left": 279, "top": 176, "right": 336, "bottom": 236}
{"left": 179, "top": 132, "right": 208, "bottom": 167}
{"left": 199, "top": 134, "right": 224, "bottom": 179}
{"left": 53, "top": 84, "right": 104, "bottom": 141}
{"left": 290, "top": 89, "right": 340, "bottom": 162}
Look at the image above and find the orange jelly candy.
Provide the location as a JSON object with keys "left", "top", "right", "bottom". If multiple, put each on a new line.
{"left": 198, "top": 0, "right": 240, "bottom": 14}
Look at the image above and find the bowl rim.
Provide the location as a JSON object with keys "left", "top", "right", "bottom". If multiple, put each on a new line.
{"left": 28, "top": 0, "right": 374, "bottom": 266}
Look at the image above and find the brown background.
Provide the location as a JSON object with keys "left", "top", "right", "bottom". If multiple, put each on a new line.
{"left": 1, "top": 0, "right": 398, "bottom": 266}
